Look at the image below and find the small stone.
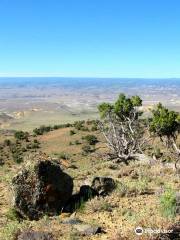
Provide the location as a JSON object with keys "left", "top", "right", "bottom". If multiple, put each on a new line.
{"left": 62, "top": 218, "right": 83, "bottom": 225}
{"left": 73, "top": 224, "right": 102, "bottom": 236}
{"left": 16, "top": 231, "right": 54, "bottom": 240}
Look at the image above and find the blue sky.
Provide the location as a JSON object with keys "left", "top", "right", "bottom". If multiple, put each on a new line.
{"left": 0, "top": 0, "right": 180, "bottom": 78}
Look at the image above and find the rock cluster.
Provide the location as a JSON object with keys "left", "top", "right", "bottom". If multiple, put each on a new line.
{"left": 62, "top": 177, "right": 116, "bottom": 212}
{"left": 91, "top": 177, "right": 116, "bottom": 196}
{"left": 12, "top": 159, "right": 116, "bottom": 220}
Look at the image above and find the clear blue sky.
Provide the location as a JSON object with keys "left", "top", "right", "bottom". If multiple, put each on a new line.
{"left": 0, "top": 0, "right": 180, "bottom": 78}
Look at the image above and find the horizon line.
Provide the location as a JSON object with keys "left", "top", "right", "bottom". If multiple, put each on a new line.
{"left": 0, "top": 75, "right": 180, "bottom": 79}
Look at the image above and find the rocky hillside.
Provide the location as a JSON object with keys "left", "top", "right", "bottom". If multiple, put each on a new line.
{"left": 0, "top": 120, "right": 179, "bottom": 240}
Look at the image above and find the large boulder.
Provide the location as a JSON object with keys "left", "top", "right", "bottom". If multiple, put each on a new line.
{"left": 91, "top": 177, "right": 116, "bottom": 196}
{"left": 12, "top": 160, "right": 73, "bottom": 220}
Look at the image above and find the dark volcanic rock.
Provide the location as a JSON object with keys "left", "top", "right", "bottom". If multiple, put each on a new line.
{"left": 12, "top": 160, "right": 73, "bottom": 220}
{"left": 91, "top": 177, "right": 116, "bottom": 196}
{"left": 16, "top": 231, "right": 54, "bottom": 240}
{"left": 62, "top": 185, "right": 98, "bottom": 213}
{"left": 154, "top": 222, "right": 180, "bottom": 240}
{"left": 79, "top": 185, "right": 99, "bottom": 200}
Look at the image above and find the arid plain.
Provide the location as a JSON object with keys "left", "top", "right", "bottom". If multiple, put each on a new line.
{"left": 0, "top": 78, "right": 180, "bottom": 131}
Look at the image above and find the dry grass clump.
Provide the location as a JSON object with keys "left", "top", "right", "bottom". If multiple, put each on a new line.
{"left": 85, "top": 197, "right": 117, "bottom": 213}
{"left": 0, "top": 220, "right": 29, "bottom": 240}
{"left": 115, "top": 178, "right": 151, "bottom": 198}
{"left": 110, "top": 231, "right": 129, "bottom": 240}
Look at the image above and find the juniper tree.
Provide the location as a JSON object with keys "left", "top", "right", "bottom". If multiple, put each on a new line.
{"left": 98, "top": 93, "right": 145, "bottom": 163}
{"left": 150, "top": 103, "right": 180, "bottom": 169}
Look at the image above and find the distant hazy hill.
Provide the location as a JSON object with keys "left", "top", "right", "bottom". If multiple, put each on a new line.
{"left": 0, "top": 77, "right": 180, "bottom": 130}
{"left": 0, "top": 113, "right": 14, "bottom": 122}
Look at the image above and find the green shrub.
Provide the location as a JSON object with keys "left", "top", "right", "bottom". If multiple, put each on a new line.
{"left": 160, "top": 187, "right": 176, "bottom": 218}
{"left": 31, "top": 143, "right": 40, "bottom": 149}
{"left": 86, "top": 119, "right": 92, "bottom": 125}
{"left": 81, "top": 126, "right": 89, "bottom": 131}
{"left": 10, "top": 145, "right": 21, "bottom": 153}
{"left": 33, "top": 139, "right": 39, "bottom": 144}
{"left": 33, "top": 125, "right": 52, "bottom": 135}
{"left": 91, "top": 125, "right": 98, "bottom": 131}
{"left": 53, "top": 125, "right": 59, "bottom": 130}
{"left": 33, "top": 123, "right": 73, "bottom": 135}
{"left": 14, "top": 131, "right": 29, "bottom": 141}
{"left": 70, "top": 130, "right": 76, "bottom": 135}
{"left": 6, "top": 208, "right": 20, "bottom": 221}
{"left": 74, "top": 140, "right": 81, "bottom": 145}
{"left": 15, "top": 140, "right": 21, "bottom": 145}
{"left": 26, "top": 143, "right": 33, "bottom": 149}
{"left": 1, "top": 220, "right": 28, "bottom": 240}
{"left": 83, "top": 135, "right": 98, "bottom": 145}
{"left": 12, "top": 152, "right": 23, "bottom": 164}
{"left": 152, "top": 147, "right": 162, "bottom": 159}
{"left": 90, "top": 120, "right": 99, "bottom": 131}
{"left": 82, "top": 145, "right": 94, "bottom": 155}
{"left": 64, "top": 123, "right": 73, "bottom": 128}
{"left": 21, "top": 147, "right": 27, "bottom": 152}
{"left": 29, "top": 139, "right": 40, "bottom": 149}
{"left": 4, "top": 139, "right": 11, "bottom": 147}
{"left": 74, "top": 121, "right": 85, "bottom": 130}
{"left": 58, "top": 152, "right": 70, "bottom": 160}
